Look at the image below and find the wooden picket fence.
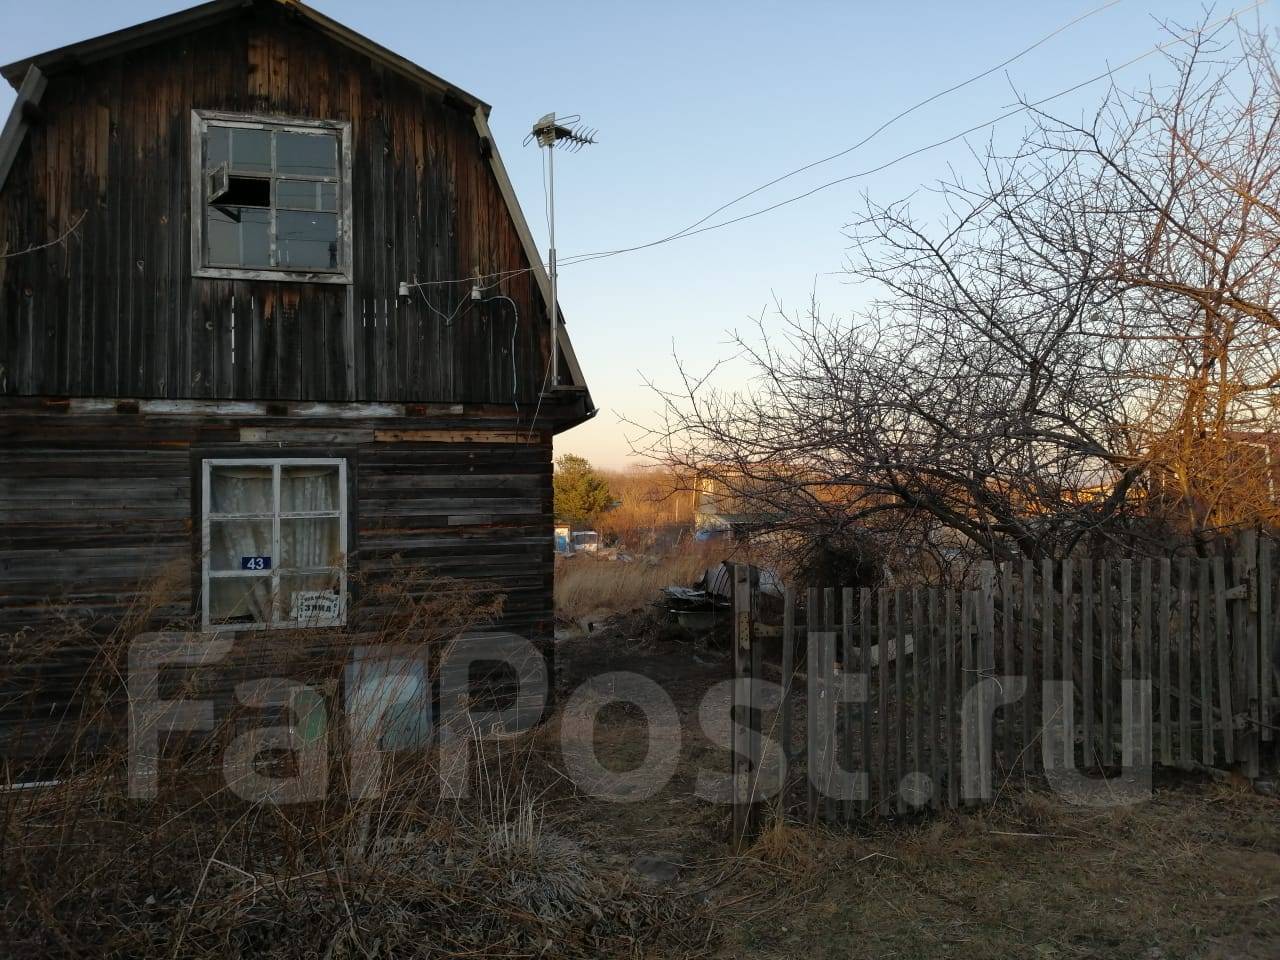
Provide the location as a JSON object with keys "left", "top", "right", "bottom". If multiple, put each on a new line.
{"left": 729, "top": 533, "right": 1278, "bottom": 843}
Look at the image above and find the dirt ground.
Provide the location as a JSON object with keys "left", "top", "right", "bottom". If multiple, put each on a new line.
{"left": 540, "top": 614, "right": 1280, "bottom": 960}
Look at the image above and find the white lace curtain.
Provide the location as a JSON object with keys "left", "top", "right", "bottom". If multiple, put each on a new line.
{"left": 209, "top": 466, "right": 341, "bottom": 624}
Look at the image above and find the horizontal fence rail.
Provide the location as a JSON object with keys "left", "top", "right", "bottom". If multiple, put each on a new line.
{"left": 729, "top": 533, "right": 1278, "bottom": 844}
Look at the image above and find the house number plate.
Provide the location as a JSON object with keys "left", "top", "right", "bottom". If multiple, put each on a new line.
{"left": 241, "top": 556, "right": 272, "bottom": 571}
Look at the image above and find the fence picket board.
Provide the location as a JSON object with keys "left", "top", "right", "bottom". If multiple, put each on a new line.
{"left": 781, "top": 587, "right": 795, "bottom": 768}
{"left": 1001, "top": 561, "right": 1014, "bottom": 768}
{"left": 1139, "top": 558, "right": 1153, "bottom": 769}
{"left": 1062, "top": 559, "right": 1075, "bottom": 770}
{"left": 1160, "top": 557, "right": 1172, "bottom": 766}
{"left": 1239, "top": 531, "right": 1260, "bottom": 778}
{"left": 894, "top": 587, "right": 908, "bottom": 815}
{"left": 946, "top": 588, "right": 958, "bottom": 809}
{"left": 841, "top": 586, "right": 856, "bottom": 824}
{"left": 911, "top": 587, "right": 924, "bottom": 810}
{"left": 860, "top": 586, "right": 873, "bottom": 817}
{"left": 928, "top": 587, "right": 941, "bottom": 809}
{"left": 1101, "top": 559, "right": 1114, "bottom": 766}
{"left": 731, "top": 564, "right": 759, "bottom": 846}
{"left": 1178, "top": 557, "right": 1192, "bottom": 767}
{"left": 1042, "top": 558, "right": 1055, "bottom": 771}
{"left": 878, "top": 587, "right": 890, "bottom": 816}
{"left": 1199, "top": 558, "right": 1214, "bottom": 765}
{"left": 979, "top": 566, "right": 995, "bottom": 797}
{"left": 1022, "top": 558, "right": 1035, "bottom": 770}
{"left": 960, "top": 590, "right": 974, "bottom": 805}
{"left": 1082, "top": 558, "right": 1095, "bottom": 767}
{"left": 806, "top": 587, "right": 819, "bottom": 824}
{"left": 824, "top": 587, "right": 838, "bottom": 822}
{"left": 1261, "top": 537, "right": 1273, "bottom": 744}
{"left": 1213, "top": 557, "right": 1234, "bottom": 764}
{"left": 1121, "top": 559, "right": 1135, "bottom": 767}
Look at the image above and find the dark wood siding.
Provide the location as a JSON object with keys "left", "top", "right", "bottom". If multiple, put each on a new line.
{"left": 0, "top": 4, "right": 551, "bottom": 405}
{"left": 0, "top": 398, "right": 555, "bottom": 748}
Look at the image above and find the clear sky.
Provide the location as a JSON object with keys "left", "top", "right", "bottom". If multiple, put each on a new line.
{"left": 3, "top": 1, "right": 1274, "bottom": 467}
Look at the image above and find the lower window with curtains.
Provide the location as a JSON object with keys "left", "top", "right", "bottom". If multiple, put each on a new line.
{"left": 200, "top": 458, "right": 349, "bottom": 629}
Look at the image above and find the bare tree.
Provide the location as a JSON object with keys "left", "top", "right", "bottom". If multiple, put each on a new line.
{"left": 640, "top": 21, "right": 1279, "bottom": 572}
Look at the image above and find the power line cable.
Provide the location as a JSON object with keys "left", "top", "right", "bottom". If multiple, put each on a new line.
{"left": 653, "top": 0, "right": 1123, "bottom": 246}
{"left": 557, "top": 0, "right": 1265, "bottom": 268}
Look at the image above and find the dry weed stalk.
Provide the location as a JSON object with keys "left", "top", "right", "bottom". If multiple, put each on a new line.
{"left": 1, "top": 566, "right": 709, "bottom": 958}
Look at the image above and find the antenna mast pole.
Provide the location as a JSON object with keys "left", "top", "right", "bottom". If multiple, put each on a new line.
{"left": 528, "top": 113, "right": 596, "bottom": 391}
{"left": 547, "top": 133, "right": 558, "bottom": 386}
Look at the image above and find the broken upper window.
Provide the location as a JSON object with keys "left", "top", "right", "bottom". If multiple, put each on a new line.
{"left": 192, "top": 111, "right": 351, "bottom": 282}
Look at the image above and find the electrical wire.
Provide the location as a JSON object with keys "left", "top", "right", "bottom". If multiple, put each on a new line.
{"left": 486, "top": 294, "right": 523, "bottom": 408}
{"left": 600, "top": 0, "right": 1123, "bottom": 256}
{"left": 556, "top": 0, "right": 1266, "bottom": 268}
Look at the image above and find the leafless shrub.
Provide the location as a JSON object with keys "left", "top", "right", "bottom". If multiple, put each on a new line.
{"left": 638, "top": 19, "right": 1280, "bottom": 575}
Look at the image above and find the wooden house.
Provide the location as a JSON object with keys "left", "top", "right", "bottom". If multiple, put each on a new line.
{"left": 0, "top": 0, "right": 594, "bottom": 746}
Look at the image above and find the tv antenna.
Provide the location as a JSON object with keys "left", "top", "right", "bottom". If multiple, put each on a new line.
{"left": 525, "top": 113, "right": 597, "bottom": 387}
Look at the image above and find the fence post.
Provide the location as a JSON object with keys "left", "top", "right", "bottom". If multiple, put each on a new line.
{"left": 860, "top": 587, "right": 873, "bottom": 818}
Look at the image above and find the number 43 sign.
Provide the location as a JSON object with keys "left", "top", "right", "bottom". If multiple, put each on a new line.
{"left": 241, "top": 556, "right": 272, "bottom": 571}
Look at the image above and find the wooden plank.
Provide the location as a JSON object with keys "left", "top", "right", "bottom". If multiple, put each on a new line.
{"left": 1121, "top": 559, "right": 1134, "bottom": 768}
{"left": 807, "top": 587, "right": 820, "bottom": 824}
{"left": 959, "top": 589, "right": 973, "bottom": 805}
{"left": 1213, "top": 556, "right": 1234, "bottom": 764}
{"left": 1101, "top": 559, "right": 1114, "bottom": 767}
{"left": 749, "top": 567, "right": 765, "bottom": 832}
{"left": 911, "top": 586, "right": 924, "bottom": 810}
{"left": 894, "top": 587, "right": 907, "bottom": 815}
{"left": 860, "top": 586, "right": 873, "bottom": 818}
{"left": 1000, "top": 561, "right": 1014, "bottom": 770}
{"left": 978, "top": 565, "right": 995, "bottom": 798}
{"left": 1021, "top": 558, "right": 1034, "bottom": 771}
{"left": 731, "top": 564, "right": 753, "bottom": 848}
{"left": 1042, "top": 558, "right": 1055, "bottom": 771}
{"left": 842, "top": 586, "right": 857, "bottom": 823}
{"left": 824, "top": 586, "right": 838, "bottom": 823}
{"left": 1239, "top": 531, "right": 1260, "bottom": 778}
{"left": 781, "top": 587, "right": 795, "bottom": 769}
{"left": 945, "top": 589, "right": 957, "bottom": 809}
{"left": 1261, "top": 537, "right": 1273, "bottom": 744}
{"left": 1159, "top": 557, "right": 1173, "bottom": 766}
{"left": 1061, "top": 558, "right": 1074, "bottom": 770}
{"left": 1081, "top": 558, "right": 1094, "bottom": 768}
{"left": 1179, "top": 556, "right": 1192, "bottom": 766}
{"left": 878, "top": 587, "right": 890, "bottom": 816}
{"left": 1199, "top": 558, "right": 1215, "bottom": 765}
{"left": 1138, "top": 558, "right": 1153, "bottom": 770}
{"left": 927, "top": 587, "right": 940, "bottom": 809}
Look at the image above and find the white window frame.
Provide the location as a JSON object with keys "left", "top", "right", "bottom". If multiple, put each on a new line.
{"left": 201, "top": 457, "right": 348, "bottom": 631}
{"left": 190, "top": 110, "right": 353, "bottom": 284}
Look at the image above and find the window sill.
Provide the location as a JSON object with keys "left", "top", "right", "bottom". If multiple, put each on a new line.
{"left": 194, "top": 266, "right": 352, "bottom": 285}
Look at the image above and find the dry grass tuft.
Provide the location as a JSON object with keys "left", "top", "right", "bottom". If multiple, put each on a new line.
{"left": 0, "top": 570, "right": 710, "bottom": 959}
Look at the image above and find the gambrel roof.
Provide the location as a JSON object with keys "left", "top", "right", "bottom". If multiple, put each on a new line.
{"left": 0, "top": 0, "right": 594, "bottom": 412}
